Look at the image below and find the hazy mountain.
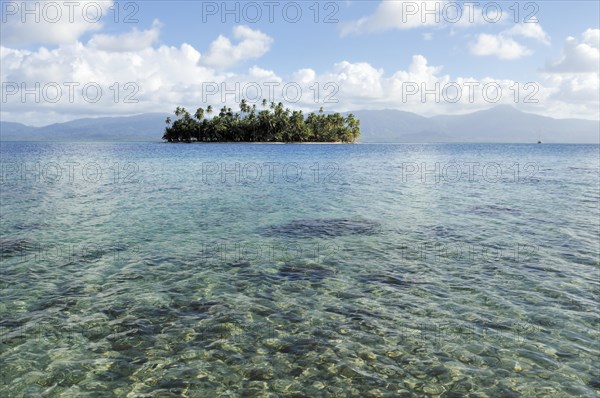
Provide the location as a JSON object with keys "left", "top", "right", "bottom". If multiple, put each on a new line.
{"left": 1, "top": 106, "right": 598, "bottom": 143}
{"left": 0, "top": 121, "right": 37, "bottom": 136}
{"left": 353, "top": 106, "right": 598, "bottom": 143}
{"left": 429, "top": 105, "right": 599, "bottom": 143}
{"left": 349, "top": 109, "right": 451, "bottom": 143}
{"left": 1, "top": 113, "right": 169, "bottom": 142}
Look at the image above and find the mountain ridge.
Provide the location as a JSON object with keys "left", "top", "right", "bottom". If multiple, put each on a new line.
{"left": 1, "top": 107, "right": 598, "bottom": 143}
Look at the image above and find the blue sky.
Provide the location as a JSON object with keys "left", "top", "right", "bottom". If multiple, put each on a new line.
{"left": 134, "top": 1, "right": 599, "bottom": 79}
{"left": 1, "top": 1, "right": 599, "bottom": 125}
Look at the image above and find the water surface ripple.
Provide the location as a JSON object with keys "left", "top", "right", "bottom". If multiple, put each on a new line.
{"left": 1, "top": 143, "right": 598, "bottom": 397}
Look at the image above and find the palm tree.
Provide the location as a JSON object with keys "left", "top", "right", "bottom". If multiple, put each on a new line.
{"left": 162, "top": 101, "right": 360, "bottom": 143}
{"left": 345, "top": 113, "right": 360, "bottom": 142}
{"left": 240, "top": 99, "right": 249, "bottom": 114}
{"left": 195, "top": 107, "right": 205, "bottom": 121}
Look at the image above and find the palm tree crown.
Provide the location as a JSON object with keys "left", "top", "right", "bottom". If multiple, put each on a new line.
{"left": 162, "top": 101, "right": 360, "bottom": 143}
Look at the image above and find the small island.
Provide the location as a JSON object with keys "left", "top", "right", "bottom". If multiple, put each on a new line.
{"left": 163, "top": 100, "right": 360, "bottom": 143}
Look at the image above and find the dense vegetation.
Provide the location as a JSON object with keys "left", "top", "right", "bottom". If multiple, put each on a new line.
{"left": 163, "top": 100, "right": 360, "bottom": 143}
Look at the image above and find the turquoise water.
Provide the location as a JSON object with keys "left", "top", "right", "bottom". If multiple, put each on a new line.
{"left": 1, "top": 142, "right": 598, "bottom": 397}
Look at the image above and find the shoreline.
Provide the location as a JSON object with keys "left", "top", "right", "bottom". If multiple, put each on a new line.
{"left": 163, "top": 141, "right": 359, "bottom": 144}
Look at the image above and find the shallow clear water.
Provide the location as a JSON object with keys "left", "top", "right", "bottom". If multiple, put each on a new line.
{"left": 1, "top": 142, "right": 598, "bottom": 397}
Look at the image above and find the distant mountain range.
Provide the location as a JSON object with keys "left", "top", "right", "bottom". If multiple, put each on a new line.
{"left": 1, "top": 106, "right": 598, "bottom": 143}
{"left": 353, "top": 106, "right": 599, "bottom": 143}
{"left": 0, "top": 113, "right": 168, "bottom": 142}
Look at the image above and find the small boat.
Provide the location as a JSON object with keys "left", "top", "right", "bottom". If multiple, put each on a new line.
{"left": 537, "top": 140, "right": 542, "bottom": 144}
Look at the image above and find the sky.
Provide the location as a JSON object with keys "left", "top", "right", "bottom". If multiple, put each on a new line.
{"left": 1, "top": 0, "right": 599, "bottom": 126}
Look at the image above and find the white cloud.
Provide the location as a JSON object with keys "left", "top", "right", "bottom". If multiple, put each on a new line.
{"left": 0, "top": 0, "right": 113, "bottom": 46}
{"left": 450, "top": 2, "right": 505, "bottom": 28}
{"left": 88, "top": 20, "right": 161, "bottom": 52}
{"left": 340, "top": 0, "right": 549, "bottom": 62}
{"left": 470, "top": 33, "right": 532, "bottom": 60}
{"left": 538, "top": 29, "right": 599, "bottom": 118}
{"left": 546, "top": 29, "right": 600, "bottom": 73}
{"left": 582, "top": 28, "right": 600, "bottom": 49}
{"left": 1, "top": 22, "right": 598, "bottom": 126}
{"left": 248, "top": 66, "right": 281, "bottom": 81}
{"left": 469, "top": 18, "right": 550, "bottom": 60}
{"left": 201, "top": 26, "right": 273, "bottom": 69}
{"left": 507, "top": 20, "right": 551, "bottom": 45}
{"left": 292, "top": 69, "right": 316, "bottom": 83}
{"left": 339, "top": 1, "right": 503, "bottom": 36}
{"left": 543, "top": 73, "right": 599, "bottom": 103}
{"left": 384, "top": 54, "right": 444, "bottom": 89}
{"left": 0, "top": 41, "right": 220, "bottom": 124}
{"left": 328, "top": 61, "right": 384, "bottom": 98}
{"left": 313, "top": 55, "right": 596, "bottom": 120}
{"left": 0, "top": 24, "right": 274, "bottom": 125}
{"left": 339, "top": 1, "right": 445, "bottom": 36}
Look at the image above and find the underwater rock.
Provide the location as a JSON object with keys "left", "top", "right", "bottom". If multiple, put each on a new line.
{"left": 427, "top": 365, "right": 450, "bottom": 379}
{"left": 0, "top": 238, "right": 32, "bottom": 257}
{"left": 279, "top": 337, "right": 320, "bottom": 355}
{"left": 358, "top": 273, "right": 410, "bottom": 287}
{"left": 12, "top": 222, "right": 45, "bottom": 231}
{"left": 427, "top": 225, "right": 461, "bottom": 239}
{"left": 441, "top": 392, "right": 468, "bottom": 398}
{"left": 337, "top": 364, "right": 364, "bottom": 379}
{"left": 278, "top": 263, "right": 334, "bottom": 282}
{"left": 264, "top": 218, "right": 381, "bottom": 238}
{"left": 245, "top": 367, "right": 274, "bottom": 381}
{"left": 472, "top": 205, "right": 521, "bottom": 216}
{"left": 102, "top": 306, "right": 128, "bottom": 319}
{"left": 169, "top": 298, "right": 219, "bottom": 316}
{"left": 588, "top": 377, "right": 600, "bottom": 389}
{"left": 358, "top": 351, "right": 377, "bottom": 361}
{"left": 60, "top": 284, "right": 86, "bottom": 297}
{"left": 290, "top": 367, "right": 304, "bottom": 377}
{"left": 185, "top": 300, "right": 222, "bottom": 313}
{"left": 228, "top": 260, "right": 251, "bottom": 268}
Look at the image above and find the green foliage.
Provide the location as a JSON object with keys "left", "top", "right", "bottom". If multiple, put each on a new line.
{"left": 162, "top": 102, "right": 360, "bottom": 143}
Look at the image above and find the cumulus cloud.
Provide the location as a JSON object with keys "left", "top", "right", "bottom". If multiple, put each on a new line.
{"left": 543, "top": 73, "right": 599, "bottom": 103}
{"left": 582, "top": 28, "right": 600, "bottom": 49}
{"left": 339, "top": 1, "right": 445, "bottom": 36}
{"left": 538, "top": 29, "right": 599, "bottom": 117}
{"left": 0, "top": 20, "right": 279, "bottom": 124}
{"left": 1, "top": 18, "right": 599, "bottom": 125}
{"left": 339, "top": 1, "right": 502, "bottom": 36}
{"left": 0, "top": 41, "right": 219, "bottom": 124}
{"left": 469, "top": 19, "right": 550, "bottom": 60}
{"left": 341, "top": 1, "right": 550, "bottom": 62}
{"left": 327, "top": 61, "right": 384, "bottom": 99}
{"left": 1, "top": 39, "right": 597, "bottom": 125}
{"left": 470, "top": 34, "right": 532, "bottom": 59}
{"left": 0, "top": 0, "right": 112, "bottom": 46}
{"left": 292, "top": 69, "right": 317, "bottom": 84}
{"left": 545, "top": 29, "right": 600, "bottom": 73}
{"left": 201, "top": 26, "right": 274, "bottom": 69}
{"left": 248, "top": 66, "right": 281, "bottom": 81}
{"left": 506, "top": 19, "right": 551, "bottom": 45}
{"left": 88, "top": 20, "right": 161, "bottom": 52}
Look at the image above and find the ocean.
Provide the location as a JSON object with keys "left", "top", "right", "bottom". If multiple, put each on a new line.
{"left": 1, "top": 142, "right": 598, "bottom": 396}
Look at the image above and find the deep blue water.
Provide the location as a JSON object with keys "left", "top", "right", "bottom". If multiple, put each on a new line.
{"left": 1, "top": 142, "right": 599, "bottom": 396}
